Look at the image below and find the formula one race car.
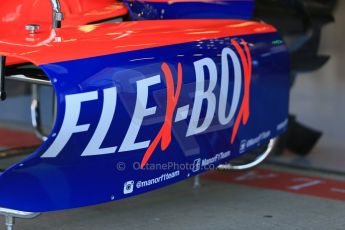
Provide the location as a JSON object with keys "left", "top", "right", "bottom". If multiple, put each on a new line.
{"left": 1, "top": 0, "right": 334, "bottom": 228}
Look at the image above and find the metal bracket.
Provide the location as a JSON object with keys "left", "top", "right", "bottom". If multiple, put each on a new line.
{"left": 0, "top": 207, "right": 40, "bottom": 230}
{"left": 31, "top": 84, "right": 49, "bottom": 141}
{"left": 8, "top": 74, "right": 51, "bottom": 86}
{"left": 217, "top": 138, "right": 277, "bottom": 171}
{"left": 193, "top": 175, "right": 201, "bottom": 189}
{"left": 51, "top": 0, "right": 64, "bottom": 28}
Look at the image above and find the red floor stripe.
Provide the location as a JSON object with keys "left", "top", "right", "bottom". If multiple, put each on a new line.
{"left": 0, "top": 128, "right": 41, "bottom": 149}
{"left": 203, "top": 168, "right": 345, "bottom": 202}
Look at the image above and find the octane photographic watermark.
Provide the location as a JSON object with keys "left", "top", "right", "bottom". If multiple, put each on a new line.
{"left": 116, "top": 160, "right": 216, "bottom": 172}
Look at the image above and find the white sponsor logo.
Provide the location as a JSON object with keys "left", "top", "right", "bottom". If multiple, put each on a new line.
{"left": 192, "top": 158, "right": 201, "bottom": 172}
{"left": 123, "top": 180, "right": 135, "bottom": 194}
{"left": 239, "top": 140, "right": 247, "bottom": 154}
{"left": 245, "top": 131, "right": 271, "bottom": 148}
{"left": 136, "top": 171, "right": 180, "bottom": 189}
{"left": 41, "top": 43, "right": 249, "bottom": 159}
{"left": 201, "top": 150, "right": 231, "bottom": 167}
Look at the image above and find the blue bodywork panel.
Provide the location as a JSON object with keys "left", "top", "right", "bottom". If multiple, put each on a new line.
{"left": 125, "top": 0, "right": 255, "bottom": 20}
{"left": 0, "top": 32, "right": 289, "bottom": 212}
